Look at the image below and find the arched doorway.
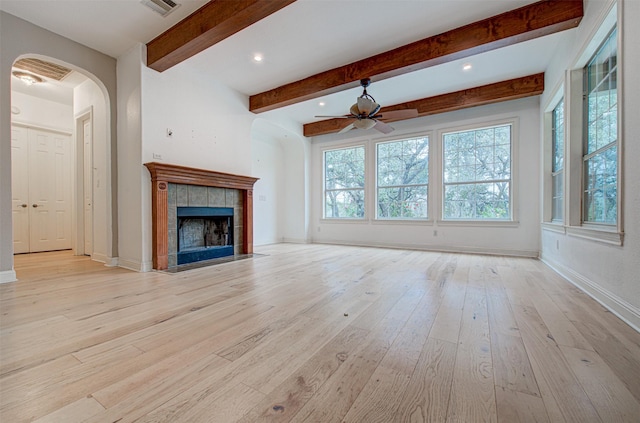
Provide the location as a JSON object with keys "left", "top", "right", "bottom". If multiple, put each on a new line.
{"left": 11, "top": 56, "right": 87, "bottom": 256}
{"left": 1, "top": 12, "right": 118, "bottom": 282}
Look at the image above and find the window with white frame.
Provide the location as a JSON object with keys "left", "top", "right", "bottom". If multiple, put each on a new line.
{"left": 376, "top": 136, "right": 429, "bottom": 219}
{"left": 324, "top": 146, "right": 365, "bottom": 218}
{"left": 552, "top": 98, "right": 565, "bottom": 222}
{"left": 443, "top": 124, "right": 512, "bottom": 220}
{"left": 583, "top": 27, "right": 617, "bottom": 225}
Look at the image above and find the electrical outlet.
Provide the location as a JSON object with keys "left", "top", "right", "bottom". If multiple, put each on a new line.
{"left": 166, "top": 128, "right": 173, "bottom": 137}
{"left": 153, "top": 153, "right": 162, "bottom": 160}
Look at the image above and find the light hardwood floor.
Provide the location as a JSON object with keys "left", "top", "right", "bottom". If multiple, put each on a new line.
{"left": 1, "top": 244, "right": 639, "bottom": 422}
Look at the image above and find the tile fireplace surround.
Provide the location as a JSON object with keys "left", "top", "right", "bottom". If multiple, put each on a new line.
{"left": 145, "top": 162, "right": 259, "bottom": 271}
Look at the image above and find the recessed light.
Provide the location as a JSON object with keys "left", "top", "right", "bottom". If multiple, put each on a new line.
{"left": 319, "top": 102, "right": 325, "bottom": 106}
{"left": 253, "top": 54, "right": 263, "bottom": 62}
{"left": 463, "top": 63, "right": 472, "bottom": 71}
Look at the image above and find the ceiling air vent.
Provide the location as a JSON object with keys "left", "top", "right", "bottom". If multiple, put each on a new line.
{"left": 141, "top": 0, "right": 180, "bottom": 17}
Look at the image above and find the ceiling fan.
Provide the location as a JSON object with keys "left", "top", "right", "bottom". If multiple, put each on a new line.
{"left": 316, "top": 78, "right": 418, "bottom": 134}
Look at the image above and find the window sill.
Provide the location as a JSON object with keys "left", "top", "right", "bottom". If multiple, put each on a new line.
{"left": 372, "top": 219, "right": 433, "bottom": 226}
{"left": 436, "top": 219, "right": 519, "bottom": 228}
{"left": 566, "top": 225, "right": 624, "bottom": 246}
{"left": 320, "top": 218, "right": 368, "bottom": 224}
{"left": 541, "top": 222, "right": 566, "bottom": 234}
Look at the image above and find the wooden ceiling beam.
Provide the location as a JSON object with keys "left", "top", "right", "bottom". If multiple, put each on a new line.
{"left": 147, "top": 0, "right": 297, "bottom": 72}
{"left": 251, "top": 0, "right": 581, "bottom": 113}
{"left": 303, "top": 73, "right": 544, "bottom": 137}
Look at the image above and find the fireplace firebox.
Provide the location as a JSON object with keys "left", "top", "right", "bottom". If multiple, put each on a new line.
{"left": 177, "top": 207, "right": 234, "bottom": 264}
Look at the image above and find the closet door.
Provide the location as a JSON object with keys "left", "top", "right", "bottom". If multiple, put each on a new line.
{"left": 28, "top": 128, "right": 72, "bottom": 252}
{"left": 11, "top": 125, "right": 72, "bottom": 253}
{"left": 11, "top": 126, "right": 30, "bottom": 254}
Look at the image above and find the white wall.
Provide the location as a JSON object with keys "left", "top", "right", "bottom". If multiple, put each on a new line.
{"left": 116, "top": 45, "right": 146, "bottom": 271}
{"left": 10, "top": 91, "right": 73, "bottom": 131}
{"left": 540, "top": 0, "right": 640, "bottom": 331}
{"left": 310, "top": 97, "right": 541, "bottom": 257}
{"left": 281, "top": 135, "right": 310, "bottom": 243}
{"left": 74, "top": 79, "right": 113, "bottom": 264}
{"left": 251, "top": 132, "right": 284, "bottom": 246}
{"left": 141, "top": 60, "right": 254, "bottom": 175}
{"left": 249, "top": 118, "right": 310, "bottom": 246}
{"left": 0, "top": 11, "right": 117, "bottom": 283}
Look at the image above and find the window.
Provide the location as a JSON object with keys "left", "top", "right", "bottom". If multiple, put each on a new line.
{"left": 583, "top": 28, "right": 617, "bottom": 225}
{"left": 443, "top": 124, "right": 512, "bottom": 220}
{"left": 324, "top": 146, "right": 365, "bottom": 218}
{"left": 552, "top": 98, "right": 565, "bottom": 222}
{"left": 376, "top": 136, "right": 429, "bottom": 219}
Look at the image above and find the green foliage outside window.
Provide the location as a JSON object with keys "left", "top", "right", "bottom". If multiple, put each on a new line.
{"left": 324, "top": 146, "right": 365, "bottom": 218}
{"left": 552, "top": 98, "right": 565, "bottom": 222}
{"left": 443, "top": 125, "right": 512, "bottom": 219}
{"left": 583, "top": 27, "right": 617, "bottom": 224}
{"left": 376, "top": 137, "right": 429, "bottom": 219}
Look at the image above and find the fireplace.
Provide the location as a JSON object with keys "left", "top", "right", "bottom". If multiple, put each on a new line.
{"left": 145, "top": 162, "right": 259, "bottom": 270}
{"left": 177, "top": 207, "right": 234, "bottom": 264}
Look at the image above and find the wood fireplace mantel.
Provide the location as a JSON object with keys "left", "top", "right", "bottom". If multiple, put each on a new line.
{"left": 145, "top": 162, "right": 259, "bottom": 270}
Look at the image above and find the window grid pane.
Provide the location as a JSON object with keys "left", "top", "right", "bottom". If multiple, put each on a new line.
{"left": 552, "top": 171, "right": 564, "bottom": 221}
{"left": 324, "top": 146, "right": 365, "bottom": 218}
{"left": 443, "top": 124, "right": 512, "bottom": 220}
{"left": 551, "top": 98, "right": 564, "bottom": 222}
{"left": 376, "top": 137, "right": 429, "bottom": 219}
{"left": 583, "top": 28, "right": 617, "bottom": 224}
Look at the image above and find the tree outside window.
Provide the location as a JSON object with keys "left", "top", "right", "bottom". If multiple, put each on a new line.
{"left": 376, "top": 137, "right": 429, "bottom": 219}
{"left": 443, "top": 124, "right": 512, "bottom": 220}
{"left": 583, "top": 27, "right": 617, "bottom": 225}
{"left": 324, "top": 146, "right": 365, "bottom": 218}
{"left": 552, "top": 98, "right": 565, "bottom": 222}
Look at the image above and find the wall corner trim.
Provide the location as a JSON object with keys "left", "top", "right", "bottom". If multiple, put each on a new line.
{"left": 0, "top": 270, "right": 18, "bottom": 284}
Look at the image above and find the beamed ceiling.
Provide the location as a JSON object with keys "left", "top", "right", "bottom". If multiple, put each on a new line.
{"left": 1, "top": 0, "right": 584, "bottom": 136}
{"left": 147, "top": 0, "right": 581, "bottom": 135}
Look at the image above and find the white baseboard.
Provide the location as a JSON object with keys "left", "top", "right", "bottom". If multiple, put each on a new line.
{"left": 282, "top": 238, "right": 310, "bottom": 244}
{"left": 311, "top": 238, "right": 540, "bottom": 258}
{"left": 541, "top": 255, "right": 640, "bottom": 333}
{"left": 118, "top": 258, "right": 153, "bottom": 272}
{"left": 92, "top": 253, "right": 119, "bottom": 267}
{"left": 0, "top": 269, "right": 17, "bottom": 284}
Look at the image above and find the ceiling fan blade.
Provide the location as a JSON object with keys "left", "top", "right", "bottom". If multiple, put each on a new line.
{"left": 378, "top": 109, "right": 419, "bottom": 120}
{"left": 373, "top": 120, "right": 394, "bottom": 134}
{"left": 338, "top": 123, "right": 356, "bottom": 134}
{"left": 314, "top": 115, "right": 354, "bottom": 119}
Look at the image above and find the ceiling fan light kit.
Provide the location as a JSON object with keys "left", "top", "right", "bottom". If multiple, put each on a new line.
{"left": 316, "top": 78, "right": 418, "bottom": 135}
{"left": 12, "top": 71, "right": 44, "bottom": 86}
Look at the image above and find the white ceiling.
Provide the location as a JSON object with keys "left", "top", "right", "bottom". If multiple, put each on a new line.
{"left": 2, "top": 0, "right": 572, "bottom": 128}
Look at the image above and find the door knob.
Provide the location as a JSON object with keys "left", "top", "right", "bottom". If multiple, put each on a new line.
{"left": 20, "top": 204, "right": 27, "bottom": 208}
{"left": 32, "top": 204, "right": 38, "bottom": 208}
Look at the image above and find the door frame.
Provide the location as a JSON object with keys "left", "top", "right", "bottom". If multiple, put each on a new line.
{"left": 73, "top": 107, "right": 93, "bottom": 256}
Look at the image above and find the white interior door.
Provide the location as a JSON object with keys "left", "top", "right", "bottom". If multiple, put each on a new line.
{"left": 28, "top": 128, "right": 72, "bottom": 252}
{"left": 82, "top": 118, "right": 93, "bottom": 255}
{"left": 11, "top": 125, "right": 73, "bottom": 254}
{"left": 11, "top": 126, "right": 30, "bottom": 254}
